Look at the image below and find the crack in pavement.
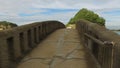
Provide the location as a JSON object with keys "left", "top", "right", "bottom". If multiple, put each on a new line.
{"left": 49, "top": 29, "right": 67, "bottom": 68}
{"left": 20, "top": 57, "right": 52, "bottom": 63}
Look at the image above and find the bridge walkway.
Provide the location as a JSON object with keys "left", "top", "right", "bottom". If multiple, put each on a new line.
{"left": 17, "top": 28, "right": 98, "bottom": 68}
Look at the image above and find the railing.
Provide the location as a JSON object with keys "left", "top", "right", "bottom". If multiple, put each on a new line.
{"left": 76, "top": 19, "right": 120, "bottom": 68}
{"left": 0, "top": 21, "right": 65, "bottom": 68}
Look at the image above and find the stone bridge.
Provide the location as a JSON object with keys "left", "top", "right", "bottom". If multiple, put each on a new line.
{"left": 0, "top": 20, "right": 120, "bottom": 68}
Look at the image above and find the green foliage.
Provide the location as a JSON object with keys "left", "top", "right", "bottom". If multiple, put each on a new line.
{"left": 68, "top": 8, "right": 105, "bottom": 26}
{"left": 0, "top": 21, "right": 18, "bottom": 27}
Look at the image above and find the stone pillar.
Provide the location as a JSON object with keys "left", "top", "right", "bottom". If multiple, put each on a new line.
{"left": 88, "top": 39, "right": 93, "bottom": 51}
{"left": 36, "top": 26, "right": 39, "bottom": 43}
{"left": 23, "top": 31, "right": 30, "bottom": 54}
{"left": 31, "top": 28, "right": 35, "bottom": 48}
{"left": 0, "top": 38, "right": 16, "bottom": 68}
{"left": 14, "top": 34, "right": 22, "bottom": 60}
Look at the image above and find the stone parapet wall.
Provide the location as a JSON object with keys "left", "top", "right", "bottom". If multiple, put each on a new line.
{"left": 0, "top": 20, "right": 65, "bottom": 68}
{"left": 76, "top": 19, "right": 120, "bottom": 68}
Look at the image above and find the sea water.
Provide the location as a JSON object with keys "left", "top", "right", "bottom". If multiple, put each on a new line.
{"left": 114, "top": 31, "right": 120, "bottom": 35}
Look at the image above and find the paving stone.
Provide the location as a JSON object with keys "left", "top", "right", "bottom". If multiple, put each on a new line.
{"left": 45, "top": 29, "right": 65, "bottom": 42}
{"left": 53, "top": 58, "right": 88, "bottom": 68}
{"left": 18, "top": 60, "right": 49, "bottom": 68}
{"left": 25, "top": 42, "right": 58, "bottom": 58}
{"left": 67, "top": 49, "right": 87, "bottom": 59}
{"left": 58, "top": 42, "right": 79, "bottom": 57}
{"left": 17, "top": 29, "right": 99, "bottom": 68}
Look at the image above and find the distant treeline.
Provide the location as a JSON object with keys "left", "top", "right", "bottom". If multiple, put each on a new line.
{"left": 67, "top": 8, "right": 106, "bottom": 26}
{"left": 111, "top": 29, "right": 120, "bottom": 31}
{"left": 0, "top": 21, "right": 17, "bottom": 27}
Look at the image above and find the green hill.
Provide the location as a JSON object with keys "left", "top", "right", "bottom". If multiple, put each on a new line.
{"left": 67, "top": 8, "right": 105, "bottom": 26}
{"left": 0, "top": 21, "right": 17, "bottom": 30}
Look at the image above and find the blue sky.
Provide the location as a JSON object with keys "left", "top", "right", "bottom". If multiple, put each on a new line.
{"left": 0, "top": 0, "right": 120, "bottom": 29}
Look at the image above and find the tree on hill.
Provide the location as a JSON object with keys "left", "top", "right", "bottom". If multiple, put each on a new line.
{"left": 67, "top": 8, "right": 105, "bottom": 26}
{"left": 0, "top": 21, "right": 17, "bottom": 30}
{"left": 0, "top": 21, "right": 17, "bottom": 27}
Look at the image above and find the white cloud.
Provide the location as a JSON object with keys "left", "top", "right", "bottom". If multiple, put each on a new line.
{"left": 16, "top": 11, "right": 76, "bottom": 25}
{"left": 0, "top": 0, "right": 120, "bottom": 27}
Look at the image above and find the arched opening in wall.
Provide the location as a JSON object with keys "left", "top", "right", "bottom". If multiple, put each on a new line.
{"left": 92, "top": 42, "right": 99, "bottom": 59}
{"left": 34, "top": 28, "right": 37, "bottom": 43}
{"left": 44, "top": 24, "right": 47, "bottom": 36}
{"left": 49, "top": 23, "right": 52, "bottom": 33}
{"left": 42, "top": 24, "right": 45, "bottom": 38}
{"left": 7, "top": 37, "right": 15, "bottom": 62}
{"left": 19, "top": 32, "right": 25, "bottom": 54}
{"left": 27, "top": 29, "right": 32, "bottom": 48}
{"left": 38, "top": 26, "right": 41, "bottom": 41}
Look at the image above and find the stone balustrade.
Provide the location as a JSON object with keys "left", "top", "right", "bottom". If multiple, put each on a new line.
{"left": 0, "top": 20, "right": 65, "bottom": 68}
{"left": 76, "top": 19, "right": 120, "bottom": 68}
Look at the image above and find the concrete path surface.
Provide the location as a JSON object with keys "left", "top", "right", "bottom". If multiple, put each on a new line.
{"left": 17, "top": 29, "right": 99, "bottom": 68}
